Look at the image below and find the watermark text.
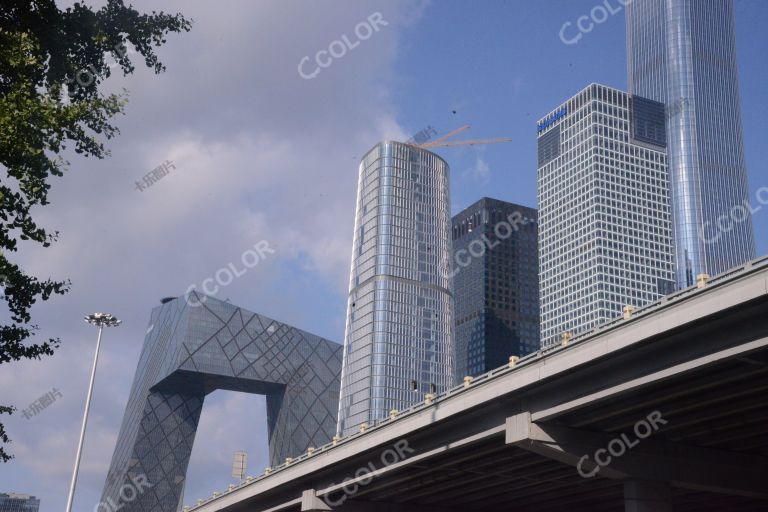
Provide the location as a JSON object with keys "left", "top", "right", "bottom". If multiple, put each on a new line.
{"left": 299, "top": 13, "right": 388, "bottom": 80}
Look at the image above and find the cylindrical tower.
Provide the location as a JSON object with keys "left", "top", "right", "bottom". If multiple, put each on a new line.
{"left": 337, "top": 141, "right": 455, "bottom": 436}
{"left": 627, "top": 0, "right": 756, "bottom": 287}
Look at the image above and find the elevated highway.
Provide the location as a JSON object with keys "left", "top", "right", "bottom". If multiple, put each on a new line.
{"left": 186, "top": 256, "right": 768, "bottom": 512}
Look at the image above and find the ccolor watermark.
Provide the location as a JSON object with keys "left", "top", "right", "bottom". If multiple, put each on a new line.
{"left": 322, "top": 439, "right": 414, "bottom": 507}
{"left": 441, "top": 211, "right": 535, "bottom": 279}
{"left": 559, "top": 0, "right": 633, "bottom": 46}
{"left": 577, "top": 410, "right": 667, "bottom": 478}
{"left": 699, "top": 186, "right": 768, "bottom": 244}
{"left": 65, "top": 42, "right": 137, "bottom": 92}
{"left": 94, "top": 474, "right": 153, "bottom": 512}
{"left": 298, "top": 12, "right": 388, "bottom": 80}
{"left": 184, "top": 241, "right": 275, "bottom": 307}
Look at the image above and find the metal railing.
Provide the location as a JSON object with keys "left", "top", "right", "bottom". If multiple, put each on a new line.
{"left": 186, "top": 254, "right": 768, "bottom": 510}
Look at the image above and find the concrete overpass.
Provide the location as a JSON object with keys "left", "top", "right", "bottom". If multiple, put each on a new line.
{"left": 185, "top": 256, "right": 768, "bottom": 512}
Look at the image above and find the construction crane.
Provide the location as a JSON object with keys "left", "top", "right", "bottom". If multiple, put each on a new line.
{"left": 408, "top": 125, "right": 512, "bottom": 149}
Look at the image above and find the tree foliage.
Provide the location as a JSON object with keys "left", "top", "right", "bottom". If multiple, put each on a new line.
{"left": 0, "top": 0, "right": 191, "bottom": 462}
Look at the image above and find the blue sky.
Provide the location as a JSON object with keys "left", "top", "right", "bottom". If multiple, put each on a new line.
{"left": 393, "top": 0, "right": 768, "bottom": 235}
{"left": 0, "top": 1, "right": 766, "bottom": 510}
{"left": 303, "top": 0, "right": 768, "bottom": 341}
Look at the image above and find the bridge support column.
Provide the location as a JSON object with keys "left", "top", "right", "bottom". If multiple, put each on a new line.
{"left": 301, "top": 489, "right": 331, "bottom": 511}
{"left": 624, "top": 480, "right": 672, "bottom": 512}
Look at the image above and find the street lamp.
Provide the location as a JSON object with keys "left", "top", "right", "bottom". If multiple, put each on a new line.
{"left": 65, "top": 313, "right": 121, "bottom": 512}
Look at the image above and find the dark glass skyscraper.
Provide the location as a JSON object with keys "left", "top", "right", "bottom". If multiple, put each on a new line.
{"left": 627, "top": 0, "right": 756, "bottom": 288}
{"left": 452, "top": 198, "right": 539, "bottom": 378}
{"left": 337, "top": 141, "right": 455, "bottom": 436}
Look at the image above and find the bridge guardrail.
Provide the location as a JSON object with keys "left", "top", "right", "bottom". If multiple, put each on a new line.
{"left": 186, "top": 254, "right": 768, "bottom": 509}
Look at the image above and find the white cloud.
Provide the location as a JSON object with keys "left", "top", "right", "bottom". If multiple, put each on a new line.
{"left": 462, "top": 155, "right": 492, "bottom": 185}
{"left": 0, "top": 0, "right": 421, "bottom": 509}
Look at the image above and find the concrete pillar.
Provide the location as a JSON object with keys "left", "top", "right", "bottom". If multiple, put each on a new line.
{"left": 301, "top": 489, "right": 331, "bottom": 511}
{"left": 624, "top": 480, "right": 672, "bottom": 512}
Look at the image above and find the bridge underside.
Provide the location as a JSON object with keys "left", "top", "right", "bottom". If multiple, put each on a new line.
{"left": 193, "top": 261, "right": 768, "bottom": 512}
{"left": 310, "top": 340, "right": 768, "bottom": 512}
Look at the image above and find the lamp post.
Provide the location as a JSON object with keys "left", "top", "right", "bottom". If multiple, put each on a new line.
{"left": 65, "top": 312, "right": 121, "bottom": 512}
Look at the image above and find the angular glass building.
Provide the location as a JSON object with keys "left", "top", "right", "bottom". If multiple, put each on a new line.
{"left": 101, "top": 294, "right": 342, "bottom": 512}
{"left": 537, "top": 84, "right": 676, "bottom": 346}
{"left": 0, "top": 494, "right": 40, "bottom": 512}
{"left": 452, "top": 198, "right": 539, "bottom": 379}
{"left": 627, "top": 0, "right": 756, "bottom": 288}
{"left": 337, "top": 141, "right": 455, "bottom": 436}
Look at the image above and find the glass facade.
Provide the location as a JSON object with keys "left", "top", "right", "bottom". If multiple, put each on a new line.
{"left": 337, "top": 141, "right": 455, "bottom": 436}
{"left": 101, "top": 294, "right": 342, "bottom": 512}
{"left": 452, "top": 198, "right": 540, "bottom": 379}
{"left": 538, "top": 84, "right": 676, "bottom": 346}
{"left": 0, "top": 494, "right": 40, "bottom": 512}
{"left": 627, "top": 0, "right": 756, "bottom": 287}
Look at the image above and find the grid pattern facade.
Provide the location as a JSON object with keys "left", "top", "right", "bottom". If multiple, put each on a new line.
{"left": 101, "top": 295, "right": 342, "bottom": 512}
{"left": 627, "top": 0, "right": 756, "bottom": 287}
{"left": 537, "top": 84, "right": 676, "bottom": 346}
{"left": 452, "top": 198, "right": 540, "bottom": 379}
{"left": 0, "top": 495, "right": 40, "bottom": 512}
{"left": 337, "top": 141, "right": 455, "bottom": 436}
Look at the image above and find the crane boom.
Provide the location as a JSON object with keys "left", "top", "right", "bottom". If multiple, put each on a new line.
{"left": 426, "top": 137, "right": 513, "bottom": 148}
{"left": 407, "top": 125, "right": 511, "bottom": 149}
{"left": 418, "top": 125, "right": 470, "bottom": 148}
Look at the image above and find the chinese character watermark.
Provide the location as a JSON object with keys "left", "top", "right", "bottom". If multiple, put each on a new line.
{"left": 22, "top": 388, "right": 63, "bottom": 420}
{"left": 405, "top": 126, "right": 438, "bottom": 146}
{"left": 666, "top": 97, "right": 688, "bottom": 120}
{"left": 286, "top": 365, "right": 310, "bottom": 398}
{"left": 135, "top": 160, "right": 176, "bottom": 192}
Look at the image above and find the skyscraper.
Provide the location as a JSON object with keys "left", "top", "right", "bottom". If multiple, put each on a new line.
{"left": 452, "top": 198, "right": 539, "bottom": 379}
{"left": 0, "top": 494, "right": 40, "bottom": 512}
{"left": 538, "top": 84, "right": 676, "bottom": 346}
{"left": 337, "top": 141, "right": 455, "bottom": 436}
{"left": 627, "top": 0, "right": 756, "bottom": 288}
{"left": 101, "top": 294, "right": 342, "bottom": 512}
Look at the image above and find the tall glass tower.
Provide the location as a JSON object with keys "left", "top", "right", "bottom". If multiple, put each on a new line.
{"left": 627, "top": 0, "right": 756, "bottom": 288}
{"left": 337, "top": 141, "right": 455, "bottom": 436}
